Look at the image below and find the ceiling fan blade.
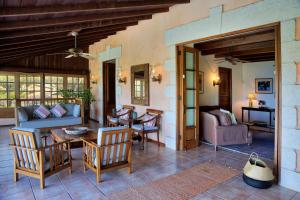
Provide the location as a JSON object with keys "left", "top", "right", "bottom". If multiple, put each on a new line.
{"left": 46, "top": 53, "right": 69, "bottom": 56}
{"left": 80, "top": 53, "right": 95, "bottom": 60}
{"left": 65, "top": 54, "right": 74, "bottom": 58}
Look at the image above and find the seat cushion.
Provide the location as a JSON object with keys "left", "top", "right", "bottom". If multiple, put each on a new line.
{"left": 19, "top": 116, "right": 82, "bottom": 129}
{"left": 132, "top": 124, "right": 158, "bottom": 131}
{"left": 73, "top": 104, "right": 81, "bottom": 117}
{"left": 12, "top": 127, "right": 43, "bottom": 148}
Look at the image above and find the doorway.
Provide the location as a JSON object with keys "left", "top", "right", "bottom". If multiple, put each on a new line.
{"left": 219, "top": 67, "right": 232, "bottom": 112}
{"left": 103, "top": 59, "right": 116, "bottom": 125}
{"left": 176, "top": 23, "right": 281, "bottom": 179}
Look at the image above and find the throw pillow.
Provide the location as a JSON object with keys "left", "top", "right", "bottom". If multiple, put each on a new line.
{"left": 143, "top": 114, "right": 156, "bottom": 127}
{"left": 51, "top": 104, "right": 67, "bottom": 118}
{"left": 73, "top": 104, "right": 81, "bottom": 117}
{"left": 117, "top": 109, "right": 129, "bottom": 120}
{"left": 34, "top": 105, "right": 50, "bottom": 119}
{"left": 220, "top": 108, "right": 237, "bottom": 125}
{"left": 17, "top": 107, "right": 29, "bottom": 122}
{"left": 209, "top": 110, "right": 232, "bottom": 126}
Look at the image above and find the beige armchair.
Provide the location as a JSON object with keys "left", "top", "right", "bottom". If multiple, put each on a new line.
{"left": 200, "top": 112, "right": 252, "bottom": 151}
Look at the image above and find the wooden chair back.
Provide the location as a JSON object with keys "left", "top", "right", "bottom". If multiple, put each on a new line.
{"left": 123, "top": 105, "right": 135, "bottom": 110}
{"left": 146, "top": 109, "right": 163, "bottom": 128}
{"left": 98, "top": 127, "right": 132, "bottom": 168}
{"left": 9, "top": 129, "right": 40, "bottom": 173}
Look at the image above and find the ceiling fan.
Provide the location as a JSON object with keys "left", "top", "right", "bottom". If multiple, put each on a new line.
{"left": 215, "top": 56, "right": 248, "bottom": 65}
{"left": 47, "top": 31, "right": 95, "bottom": 60}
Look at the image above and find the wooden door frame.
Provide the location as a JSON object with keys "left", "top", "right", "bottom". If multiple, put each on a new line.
{"left": 218, "top": 67, "right": 232, "bottom": 112}
{"left": 102, "top": 59, "right": 116, "bottom": 125}
{"left": 176, "top": 22, "right": 281, "bottom": 181}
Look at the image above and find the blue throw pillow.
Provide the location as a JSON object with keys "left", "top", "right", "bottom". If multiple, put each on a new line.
{"left": 17, "top": 107, "right": 29, "bottom": 122}
{"left": 63, "top": 103, "right": 75, "bottom": 116}
{"left": 73, "top": 104, "right": 81, "bottom": 117}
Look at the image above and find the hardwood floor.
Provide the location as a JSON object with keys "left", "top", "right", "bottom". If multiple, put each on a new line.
{"left": 0, "top": 123, "right": 299, "bottom": 200}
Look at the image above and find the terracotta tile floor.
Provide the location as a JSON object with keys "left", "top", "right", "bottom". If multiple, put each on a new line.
{"left": 0, "top": 124, "right": 299, "bottom": 200}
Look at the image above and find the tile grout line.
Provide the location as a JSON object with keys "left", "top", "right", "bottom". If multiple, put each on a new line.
{"left": 57, "top": 174, "right": 74, "bottom": 200}
{"left": 28, "top": 177, "right": 37, "bottom": 200}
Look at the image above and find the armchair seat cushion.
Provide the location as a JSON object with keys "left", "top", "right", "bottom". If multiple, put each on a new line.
{"left": 19, "top": 116, "right": 82, "bottom": 129}
{"left": 132, "top": 124, "right": 158, "bottom": 131}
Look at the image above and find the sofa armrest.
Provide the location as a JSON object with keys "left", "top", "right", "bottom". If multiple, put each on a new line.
{"left": 75, "top": 99, "right": 85, "bottom": 125}
{"left": 200, "top": 112, "right": 218, "bottom": 145}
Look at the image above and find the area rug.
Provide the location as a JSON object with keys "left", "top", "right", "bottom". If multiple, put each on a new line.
{"left": 109, "top": 162, "right": 239, "bottom": 200}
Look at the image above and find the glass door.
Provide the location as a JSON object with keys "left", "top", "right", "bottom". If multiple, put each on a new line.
{"left": 177, "top": 46, "right": 199, "bottom": 150}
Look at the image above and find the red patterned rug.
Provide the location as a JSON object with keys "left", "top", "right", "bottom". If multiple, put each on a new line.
{"left": 109, "top": 162, "right": 239, "bottom": 200}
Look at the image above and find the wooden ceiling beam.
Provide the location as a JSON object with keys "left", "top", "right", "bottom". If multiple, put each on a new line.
{"left": 0, "top": 31, "right": 119, "bottom": 51}
{"left": 214, "top": 46, "right": 275, "bottom": 58}
{"left": 195, "top": 31, "right": 275, "bottom": 51}
{"left": 236, "top": 52, "right": 275, "bottom": 60}
{"left": 0, "top": 38, "right": 104, "bottom": 59}
{"left": 0, "top": 22, "right": 135, "bottom": 47}
{"left": 243, "top": 57, "right": 275, "bottom": 62}
{"left": 0, "top": 0, "right": 189, "bottom": 17}
{"left": 0, "top": 7, "right": 168, "bottom": 31}
{"left": 201, "top": 41, "right": 275, "bottom": 56}
{"left": 0, "top": 15, "right": 151, "bottom": 39}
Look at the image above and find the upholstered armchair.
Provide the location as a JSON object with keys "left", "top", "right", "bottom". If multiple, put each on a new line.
{"left": 9, "top": 127, "right": 72, "bottom": 189}
{"left": 132, "top": 109, "right": 163, "bottom": 149}
{"left": 107, "top": 105, "right": 135, "bottom": 127}
{"left": 200, "top": 112, "right": 252, "bottom": 151}
{"left": 81, "top": 126, "right": 132, "bottom": 183}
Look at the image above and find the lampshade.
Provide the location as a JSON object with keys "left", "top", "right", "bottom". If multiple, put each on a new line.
{"left": 248, "top": 93, "right": 256, "bottom": 100}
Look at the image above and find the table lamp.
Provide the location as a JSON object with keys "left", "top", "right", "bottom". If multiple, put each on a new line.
{"left": 248, "top": 93, "right": 256, "bottom": 107}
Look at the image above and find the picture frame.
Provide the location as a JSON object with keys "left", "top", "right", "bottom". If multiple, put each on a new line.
{"left": 255, "top": 78, "right": 273, "bottom": 94}
{"left": 199, "top": 71, "right": 204, "bottom": 94}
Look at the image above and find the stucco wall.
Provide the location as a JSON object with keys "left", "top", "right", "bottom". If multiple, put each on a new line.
{"left": 89, "top": 0, "right": 300, "bottom": 192}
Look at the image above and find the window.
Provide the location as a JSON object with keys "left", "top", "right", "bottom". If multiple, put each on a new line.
{"left": 0, "top": 74, "right": 15, "bottom": 108}
{"left": 20, "top": 74, "right": 41, "bottom": 105}
{"left": 45, "top": 75, "right": 64, "bottom": 99}
{"left": 67, "top": 76, "right": 85, "bottom": 93}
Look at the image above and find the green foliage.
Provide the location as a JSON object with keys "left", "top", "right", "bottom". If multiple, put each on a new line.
{"left": 58, "top": 88, "right": 95, "bottom": 106}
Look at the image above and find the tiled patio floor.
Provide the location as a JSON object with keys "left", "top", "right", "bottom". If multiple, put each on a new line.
{"left": 0, "top": 124, "right": 299, "bottom": 200}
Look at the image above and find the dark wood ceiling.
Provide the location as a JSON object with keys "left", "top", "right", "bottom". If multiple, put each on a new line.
{"left": 194, "top": 28, "right": 275, "bottom": 63}
{"left": 0, "top": 0, "right": 190, "bottom": 63}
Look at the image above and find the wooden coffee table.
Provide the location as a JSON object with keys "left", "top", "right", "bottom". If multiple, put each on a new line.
{"left": 51, "top": 128, "right": 97, "bottom": 148}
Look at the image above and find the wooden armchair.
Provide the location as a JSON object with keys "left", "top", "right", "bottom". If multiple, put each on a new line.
{"left": 81, "top": 126, "right": 132, "bottom": 183}
{"left": 132, "top": 109, "right": 163, "bottom": 149}
{"left": 107, "top": 105, "right": 135, "bottom": 127}
{"left": 9, "top": 127, "right": 72, "bottom": 189}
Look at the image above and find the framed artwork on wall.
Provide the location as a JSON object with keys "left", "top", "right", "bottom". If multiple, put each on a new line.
{"left": 199, "top": 71, "right": 204, "bottom": 94}
{"left": 255, "top": 78, "right": 273, "bottom": 94}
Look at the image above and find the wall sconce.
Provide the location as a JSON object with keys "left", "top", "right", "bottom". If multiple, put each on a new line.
{"left": 151, "top": 64, "right": 162, "bottom": 83}
{"left": 248, "top": 92, "right": 257, "bottom": 107}
{"left": 118, "top": 72, "right": 127, "bottom": 84}
{"left": 90, "top": 75, "right": 98, "bottom": 84}
{"left": 213, "top": 77, "right": 221, "bottom": 86}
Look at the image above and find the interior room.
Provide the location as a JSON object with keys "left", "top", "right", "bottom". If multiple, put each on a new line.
{"left": 190, "top": 28, "right": 276, "bottom": 160}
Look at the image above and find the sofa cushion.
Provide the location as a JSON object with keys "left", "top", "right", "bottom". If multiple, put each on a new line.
{"left": 34, "top": 105, "right": 51, "bottom": 119}
{"left": 73, "top": 104, "right": 81, "bottom": 117}
{"left": 62, "top": 103, "right": 75, "bottom": 116}
{"left": 220, "top": 109, "right": 237, "bottom": 125}
{"left": 209, "top": 110, "right": 232, "bottom": 126}
{"left": 17, "top": 107, "right": 29, "bottom": 122}
{"left": 19, "top": 116, "right": 82, "bottom": 129}
{"left": 51, "top": 104, "right": 67, "bottom": 118}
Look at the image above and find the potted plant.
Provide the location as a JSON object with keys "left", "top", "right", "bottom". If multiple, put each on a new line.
{"left": 59, "top": 88, "right": 95, "bottom": 123}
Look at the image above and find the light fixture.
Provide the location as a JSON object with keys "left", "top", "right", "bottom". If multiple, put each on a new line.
{"left": 118, "top": 71, "right": 127, "bottom": 84}
{"left": 213, "top": 77, "right": 221, "bottom": 86}
{"left": 151, "top": 64, "right": 162, "bottom": 83}
{"left": 90, "top": 75, "right": 98, "bottom": 84}
{"left": 248, "top": 92, "right": 256, "bottom": 107}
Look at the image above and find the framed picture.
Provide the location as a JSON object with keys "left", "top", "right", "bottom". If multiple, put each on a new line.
{"left": 255, "top": 78, "right": 273, "bottom": 94}
{"left": 199, "top": 71, "right": 204, "bottom": 94}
